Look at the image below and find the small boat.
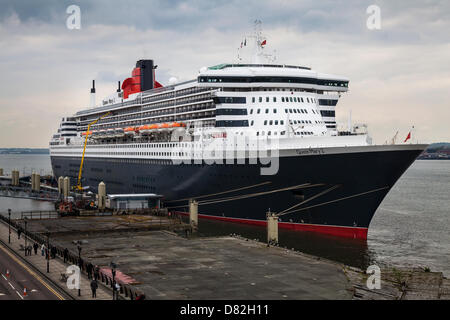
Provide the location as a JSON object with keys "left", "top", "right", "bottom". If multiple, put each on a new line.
{"left": 124, "top": 127, "right": 136, "bottom": 136}
{"left": 106, "top": 128, "right": 115, "bottom": 137}
{"left": 115, "top": 128, "right": 125, "bottom": 138}
{"left": 139, "top": 124, "right": 151, "bottom": 135}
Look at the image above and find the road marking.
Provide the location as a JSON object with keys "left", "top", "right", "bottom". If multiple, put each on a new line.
{"left": 8, "top": 282, "right": 15, "bottom": 290}
{"left": 15, "top": 290, "right": 24, "bottom": 299}
{"left": 1, "top": 274, "right": 7, "bottom": 280}
{"left": 0, "top": 293, "right": 5, "bottom": 296}
{"left": 0, "top": 245, "right": 65, "bottom": 300}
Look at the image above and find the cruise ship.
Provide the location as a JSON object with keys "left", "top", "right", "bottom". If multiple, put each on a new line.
{"left": 49, "top": 25, "right": 426, "bottom": 239}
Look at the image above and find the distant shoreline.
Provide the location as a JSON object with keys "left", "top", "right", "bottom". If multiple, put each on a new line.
{"left": 0, "top": 148, "right": 49, "bottom": 155}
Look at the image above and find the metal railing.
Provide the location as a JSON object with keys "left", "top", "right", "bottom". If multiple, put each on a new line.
{"left": 0, "top": 213, "right": 146, "bottom": 300}
{"left": 20, "top": 211, "right": 59, "bottom": 220}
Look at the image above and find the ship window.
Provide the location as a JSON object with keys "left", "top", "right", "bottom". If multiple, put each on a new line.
{"left": 289, "top": 109, "right": 293, "bottom": 113}
{"left": 281, "top": 97, "right": 285, "bottom": 102}
{"left": 268, "top": 131, "right": 271, "bottom": 136}
{"left": 273, "top": 109, "right": 277, "bottom": 113}
{"left": 259, "top": 97, "right": 262, "bottom": 102}
{"left": 280, "top": 120, "right": 284, "bottom": 125}
{"left": 264, "top": 120, "right": 267, "bottom": 125}
{"left": 294, "top": 97, "right": 297, "bottom": 102}
{"left": 257, "top": 109, "right": 261, "bottom": 114}
{"left": 269, "top": 120, "right": 273, "bottom": 125}
{"left": 252, "top": 97, "right": 255, "bottom": 103}
{"left": 265, "top": 109, "right": 269, "bottom": 114}
{"left": 273, "top": 97, "right": 277, "bottom": 102}
{"left": 250, "top": 109, "right": 253, "bottom": 114}
{"left": 266, "top": 97, "right": 269, "bottom": 102}
{"left": 275, "top": 120, "right": 279, "bottom": 125}
{"left": 285, "top": 109, "right": 288, "bottom": 113}
{"left": 250, "top": 120, "right": 254, "bottom": 126}
{"left": 290, "top": 97, "right": 293, "bottom": 102}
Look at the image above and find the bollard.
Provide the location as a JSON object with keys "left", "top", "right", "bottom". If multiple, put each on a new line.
{"left": 63, "top": 177, "right": 70, "bottom": 198}
{"left": 35, "top": 173, "right": 41, "bottom": 192}
{"left": 11, "top": 170, "right": 19, "bottom": 186}
{"left": 58, "top": 176, "right": 64, "bottom": 195}
{"left": 98, "top": 181, "right": 106, "bottom": 210}
{"left": 267, "top": 212, "right": 279, "bottom": 245}
{"left": 189, "top": 199, "right": 198, "bottom": 232}
{"left": 31, "top": 172, "right": 36, "bottom": 191}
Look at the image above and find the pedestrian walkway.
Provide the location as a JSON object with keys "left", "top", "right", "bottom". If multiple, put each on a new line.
{"left": 0, "top": 221, "right": 113, "bottom": 300}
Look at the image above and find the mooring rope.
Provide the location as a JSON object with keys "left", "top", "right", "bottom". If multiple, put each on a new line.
{"left": 165, "top": 183, "right": 324, "bottom": 209}
{"left": 164, "top": 181, "right": 272, "bottom": 203}
{"left": 278, "top": 186, "right": 390, "bottom": 216}
{"left": 277, "top": 184, "right": 341, "bottom": 217}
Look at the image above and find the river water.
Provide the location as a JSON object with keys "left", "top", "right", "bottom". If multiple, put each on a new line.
{"left": 0, "top": 154, "right": 449, "bottom": 276}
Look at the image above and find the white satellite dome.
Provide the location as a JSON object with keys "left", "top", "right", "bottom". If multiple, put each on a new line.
{"left": 199, "top": 66, "right": 208, "bottom": 73}
{"left": 168, "top": 77, "right": 178, "bottom": 85}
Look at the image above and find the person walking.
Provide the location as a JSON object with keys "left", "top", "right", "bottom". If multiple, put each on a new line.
{"left": 41, "top": 243, "right": 45, "bottom": 256}
{"left": 113, "top": 281, "right": 120, "bottom": 300}
{"left": 63, "top": 248, "right": 68, "bottom": 263}
{"left": 94, "top": 265, "right": 100, "bottom": 281}
{"left": 90, "top": 279, "right": 98, "bottom": 298}
{"left": 86, "top": 263, "right": 93, "bottom": 280}
{"left": 17, "top": 228, "right": 21, "bottom": 239}
{"left": 33, "top": 243, "right": 38, "bottom": 255}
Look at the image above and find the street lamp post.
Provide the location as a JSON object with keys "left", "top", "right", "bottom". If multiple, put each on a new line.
{"left": 77, "top": 243, "right": 82, "bottom": 297}
{"left": 110, "top": 262, "right": 117, "bottom": 300}
{"left": 46, "top": 233, "right": 50, "bottom": 273}
{"left": 8, "top": 209, "right": 11, "bottom": 244}
{"left": 24, "top": 218, "right": 28, "bottom": 256}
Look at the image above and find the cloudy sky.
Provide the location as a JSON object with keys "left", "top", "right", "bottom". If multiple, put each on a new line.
{"left": 0, "top": 0, "right": 449, "bottom": 147}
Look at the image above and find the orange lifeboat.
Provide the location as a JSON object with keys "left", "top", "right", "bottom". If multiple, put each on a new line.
{"left": 124, "top": 127, "right": 135, "bottom": 136}
{"left": 139, "top": 124, "right": 151, "bottom": 135}
{"left": 171, "top": 122, "right": 186, "bottom": 128}
{"left": 81, "top": 131, "right": 93, "bottom": 136}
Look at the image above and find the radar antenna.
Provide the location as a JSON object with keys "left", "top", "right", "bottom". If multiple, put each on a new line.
{"left": 236, "top": 20, "right": 277, "bottom": 64}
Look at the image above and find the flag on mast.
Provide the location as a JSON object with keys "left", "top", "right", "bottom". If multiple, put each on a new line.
{"left": 261, "top": 39, "right": 267, "bottom": 46}
{"left": 404, "top": 131, "right": 411, "bottom": 143}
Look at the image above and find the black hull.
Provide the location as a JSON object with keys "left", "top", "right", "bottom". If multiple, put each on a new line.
{"left": 51, "top": 145, "right": 425, "bottom": 239}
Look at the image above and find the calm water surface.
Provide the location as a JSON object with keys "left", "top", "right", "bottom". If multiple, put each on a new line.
{"left": 0, "top": 155, "right": 448, "bottom": 276}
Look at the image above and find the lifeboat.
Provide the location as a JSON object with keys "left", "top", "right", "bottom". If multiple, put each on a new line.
{"left": 156, "top": 123, "right": 167, "bottom": 132}
{"left": 81, "top": 131, "right": 93, "bottom": 136}
{"left": 98, "top": 129, "right": 107, "bottom": 137}
{"left": 124, "top": 127, "right": 136, "bottom": 136}
{"left": 171, "top": 122, "right": 186, "bottom": 128}
{"left": 106, "top": 128, "right": 115, "bottom": 137}
{"left": 115, "top": 128, "right": 124, "bottom": 138}
{"left": 171, "top": 122, "right": 186, "bottom": 134}
{"left": 139, "top": 124, "right": 151, "bottom": 135}
{"left": 92, "top": 130, "right": 101, "bottom": 139}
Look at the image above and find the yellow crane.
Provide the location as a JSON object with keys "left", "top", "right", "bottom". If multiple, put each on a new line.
{"left": 75, "top": 111, "right": 111, "bottom": 191}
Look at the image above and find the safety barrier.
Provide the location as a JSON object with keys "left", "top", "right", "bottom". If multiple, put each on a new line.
{"left": 0, "top": 213, "right": 145, "bottom": 300}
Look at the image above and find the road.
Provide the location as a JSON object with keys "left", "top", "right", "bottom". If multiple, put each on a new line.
{"left": 0, "top": 242, "right": 65, "bottom": 300}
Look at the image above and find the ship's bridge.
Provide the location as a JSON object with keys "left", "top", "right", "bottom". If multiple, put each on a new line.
{"left": 198, "top": 64, "right": 349, "bottom": 92}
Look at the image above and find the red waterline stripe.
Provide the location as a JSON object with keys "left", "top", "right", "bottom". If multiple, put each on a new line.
{"left": 172, "top": 211, "right": 368, "bottom": 240}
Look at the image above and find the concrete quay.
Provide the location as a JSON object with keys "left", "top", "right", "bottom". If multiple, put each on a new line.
{"left": 1, "top": 214, "right": 448, "bottom": 300}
